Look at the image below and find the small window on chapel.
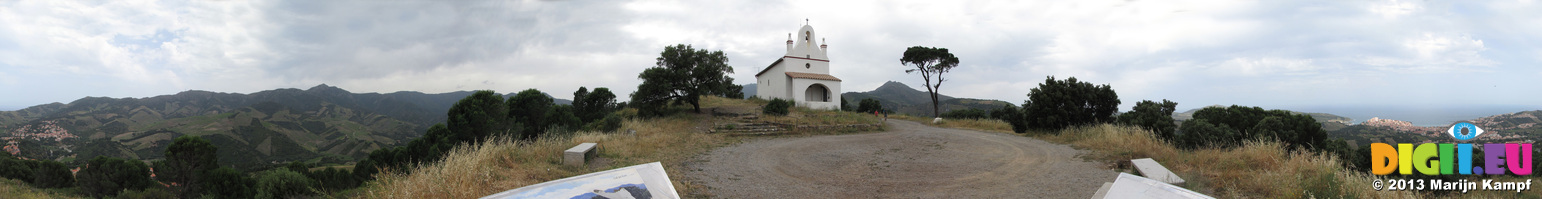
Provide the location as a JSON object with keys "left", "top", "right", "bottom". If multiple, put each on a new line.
{"left": 805, "top": 63, "right": 810, "bottom": 69}
{"left": 805, "top": 31, "right": 810, "bottom": 41}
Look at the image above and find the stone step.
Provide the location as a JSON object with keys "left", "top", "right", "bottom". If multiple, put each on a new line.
{"left": 715, "top": 131, "right": 792, "bottom": 136}
{"left": 713, "top": 127, "right": 782, "bottom": 131}
{"left": 714, "top": 128, "right": 783, "bottom": 132}
{"left": 716, "top": 123, "right": 781, "bottom": 128}
{"left": 718, "top": 127, "right": 779, "bottom": 131}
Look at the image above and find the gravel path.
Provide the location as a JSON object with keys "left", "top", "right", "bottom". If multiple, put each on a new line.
{"left": 681, "top": 120, "right": 1118, "bottom": 198}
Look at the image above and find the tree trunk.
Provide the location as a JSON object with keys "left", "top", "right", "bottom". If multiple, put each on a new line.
{"left": 923, "top": 84, "right": 938, "bottom": 118}
{"left": 930, "top": 92, "right": 940, "bottom": 118}
{"left": 923, "top": 73, "right": 942, "bottom": 118}
{"left": 687, "top": 93, "right": 702, "bottom": 113}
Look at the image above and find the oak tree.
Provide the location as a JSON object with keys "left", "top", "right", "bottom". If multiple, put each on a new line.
{"left": 1019, "top": 76, "right": 1120, "bottom": 132}
{"left": 632, "top": 44, "right": 738, "bottom": 115}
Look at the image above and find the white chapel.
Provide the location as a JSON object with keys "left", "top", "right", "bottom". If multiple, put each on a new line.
{"left": 755, "top": 23, "right": 842, "bottom": 110}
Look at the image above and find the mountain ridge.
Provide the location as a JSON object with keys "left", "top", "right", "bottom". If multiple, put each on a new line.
{"left": 840, "top": 81, "right": 1009, "bottom": 117}
{"left": 0, "top": 84, "right": 572, "bottom": 170}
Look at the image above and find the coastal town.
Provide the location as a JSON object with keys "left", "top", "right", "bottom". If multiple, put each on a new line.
{"left": 1353, "top": 113, "right": 1537, "bottom": 144}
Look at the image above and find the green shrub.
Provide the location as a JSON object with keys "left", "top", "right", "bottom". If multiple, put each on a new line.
{"left": 309, "top": 167, "right": 356, "bottom": 192}
{"left": 1181, "top": 105, "right": 1326, "bottom": 150}
{"left": 855, "top": 98, "right": 882, "bottom": 113}
{"left": 77, "top": 156, "right": 156, "bottom": 198}
{"left": 940, "top": 108, "right": 988, "bottom": 119}
{"left": 30, "top": 160, "right": 72, "bottom": 188}
{"left": 115, "top": 188, "right": 175, "bottom": 199}
{"left": 584, "top": 113, "right": 624, "bottom": 132}
{"left": 0, "top": 153, "right": 37, "bottom": 184}
{"left": 990, "top": 104, "right": 1027, "bottom": 133}
{"left": 1176, "top": 119, "right": 1238, "bottom": 149}
{"left": 202, "top": 167, "right": 255, "bottom": 198}
{"left": 255, "top": 168, "right": 315, "bottom": 199}
{"left": 763, "top": 98, "right": 792, "bottom": 116}
{"left": 549, "top": 104, "right": 583, "bottom": 133}
{"left": 1116, "top": 100, "right": 1178, "bottom": 141}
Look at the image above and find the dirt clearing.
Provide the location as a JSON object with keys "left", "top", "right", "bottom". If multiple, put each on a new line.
{"left": 682, "top": 120, "right": 1117, "bottom": 198}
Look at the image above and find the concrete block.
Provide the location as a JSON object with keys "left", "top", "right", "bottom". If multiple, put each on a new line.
{"left": 1090, "top": 182, "right": 1113, "bottom": 199}
{"left": 564, "top": 143, "right": 597, "bottom": 166}
{"left": 1098, "top": 173, "right": 1213, "bottom": 199}
{"left": 1131, "top": 158, "right": 1185, "bottom": 185}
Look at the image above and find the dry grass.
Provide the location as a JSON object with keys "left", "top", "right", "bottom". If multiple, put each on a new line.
{"left": 699, "top": 95, "right": 763, "bottom": 108}
{"left": 889, "top": 115, "right": 1427, "bottom": 198}
{"left": 903, "top": 117, "right": 1542, "bottom": 198}
{"left": 1038, "top": 124, "right": 1425, "bottom": 199}
{"left": 355, "top": 116, "right": 722, "bottom": 199}
{"left": 0, "top": 178, "right": 84, "bottom": 199}
{"left": 353, "top": 96, "right": 884, "bottom": 199}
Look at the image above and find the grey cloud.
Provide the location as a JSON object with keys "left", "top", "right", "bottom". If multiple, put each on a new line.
{"left": 4, "top": 0, "right": 1542, "bottom": 111}
{"left": 247, "top": 1, "right": 640, "bottom": 81}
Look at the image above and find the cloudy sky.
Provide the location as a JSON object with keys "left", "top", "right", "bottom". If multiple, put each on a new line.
{"left": 3, "top": 0, "right": 1541, "bottom": 114}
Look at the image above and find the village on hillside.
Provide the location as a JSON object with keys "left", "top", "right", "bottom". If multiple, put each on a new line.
{"left": 1338, "top": 113, "right": 1540, "bottom": 146}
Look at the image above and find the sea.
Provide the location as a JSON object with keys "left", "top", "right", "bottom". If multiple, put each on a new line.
{"left": 1283, "top": 105, "right": 1542, "bottom": 127}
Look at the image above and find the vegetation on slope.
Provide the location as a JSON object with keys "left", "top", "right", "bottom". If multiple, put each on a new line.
{"left": 358, "top": 117, "right": 714, "bottom": 198}
{"left": 0, "top": 84, "right": 497, "bottom": 171}
{"left": 356, "top": 96, "right": 882, "bottom": 198}
{"left": 0, "top": 178, "right": 83, "bottom": 199}
{"left": 1040, "top": 124, "right": 1416, "bottom": 198}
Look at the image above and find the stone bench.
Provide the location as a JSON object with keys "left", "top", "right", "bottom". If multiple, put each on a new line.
{"left": 1130, "top": 158, "right": 1185, "bottom": 185}
{"left": 564, "top": 143, "right": 597, "bottom": 166}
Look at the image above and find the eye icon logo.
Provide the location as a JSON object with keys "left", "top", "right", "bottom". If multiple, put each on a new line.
{"left": 1448, "top": 122, "right": 1483, "bottom": 141}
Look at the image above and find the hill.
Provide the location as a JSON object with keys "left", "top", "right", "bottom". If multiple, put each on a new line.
{"left": 0, "top": 84, "right": 569, "bottom": 170}
{"left": 740, "top": 83, "right": 757, "bottom": 99}
{"left": 840, "top": 81, "right": 1012, "bottom": 117}
{"left": 1171, "top": 105, "right": 1353, "bottom": 124}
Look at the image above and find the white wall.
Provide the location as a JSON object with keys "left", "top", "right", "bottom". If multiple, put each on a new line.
{"left": 755, "top": 61, "right": 787, "bottom": 100}
{"left": 791, "top": 78, "right": 841, "bottom": 110}
{"left": 782, "top": 58, "right": 830, "bottom": 75}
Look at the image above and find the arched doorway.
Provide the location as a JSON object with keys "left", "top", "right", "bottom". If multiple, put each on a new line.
{"left": 805, "top": 84, "right": 830, "bottom": 102}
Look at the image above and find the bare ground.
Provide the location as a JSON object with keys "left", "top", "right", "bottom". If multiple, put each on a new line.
{"left": 681, "top": 120, "right": 1117, "bottom": 198}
